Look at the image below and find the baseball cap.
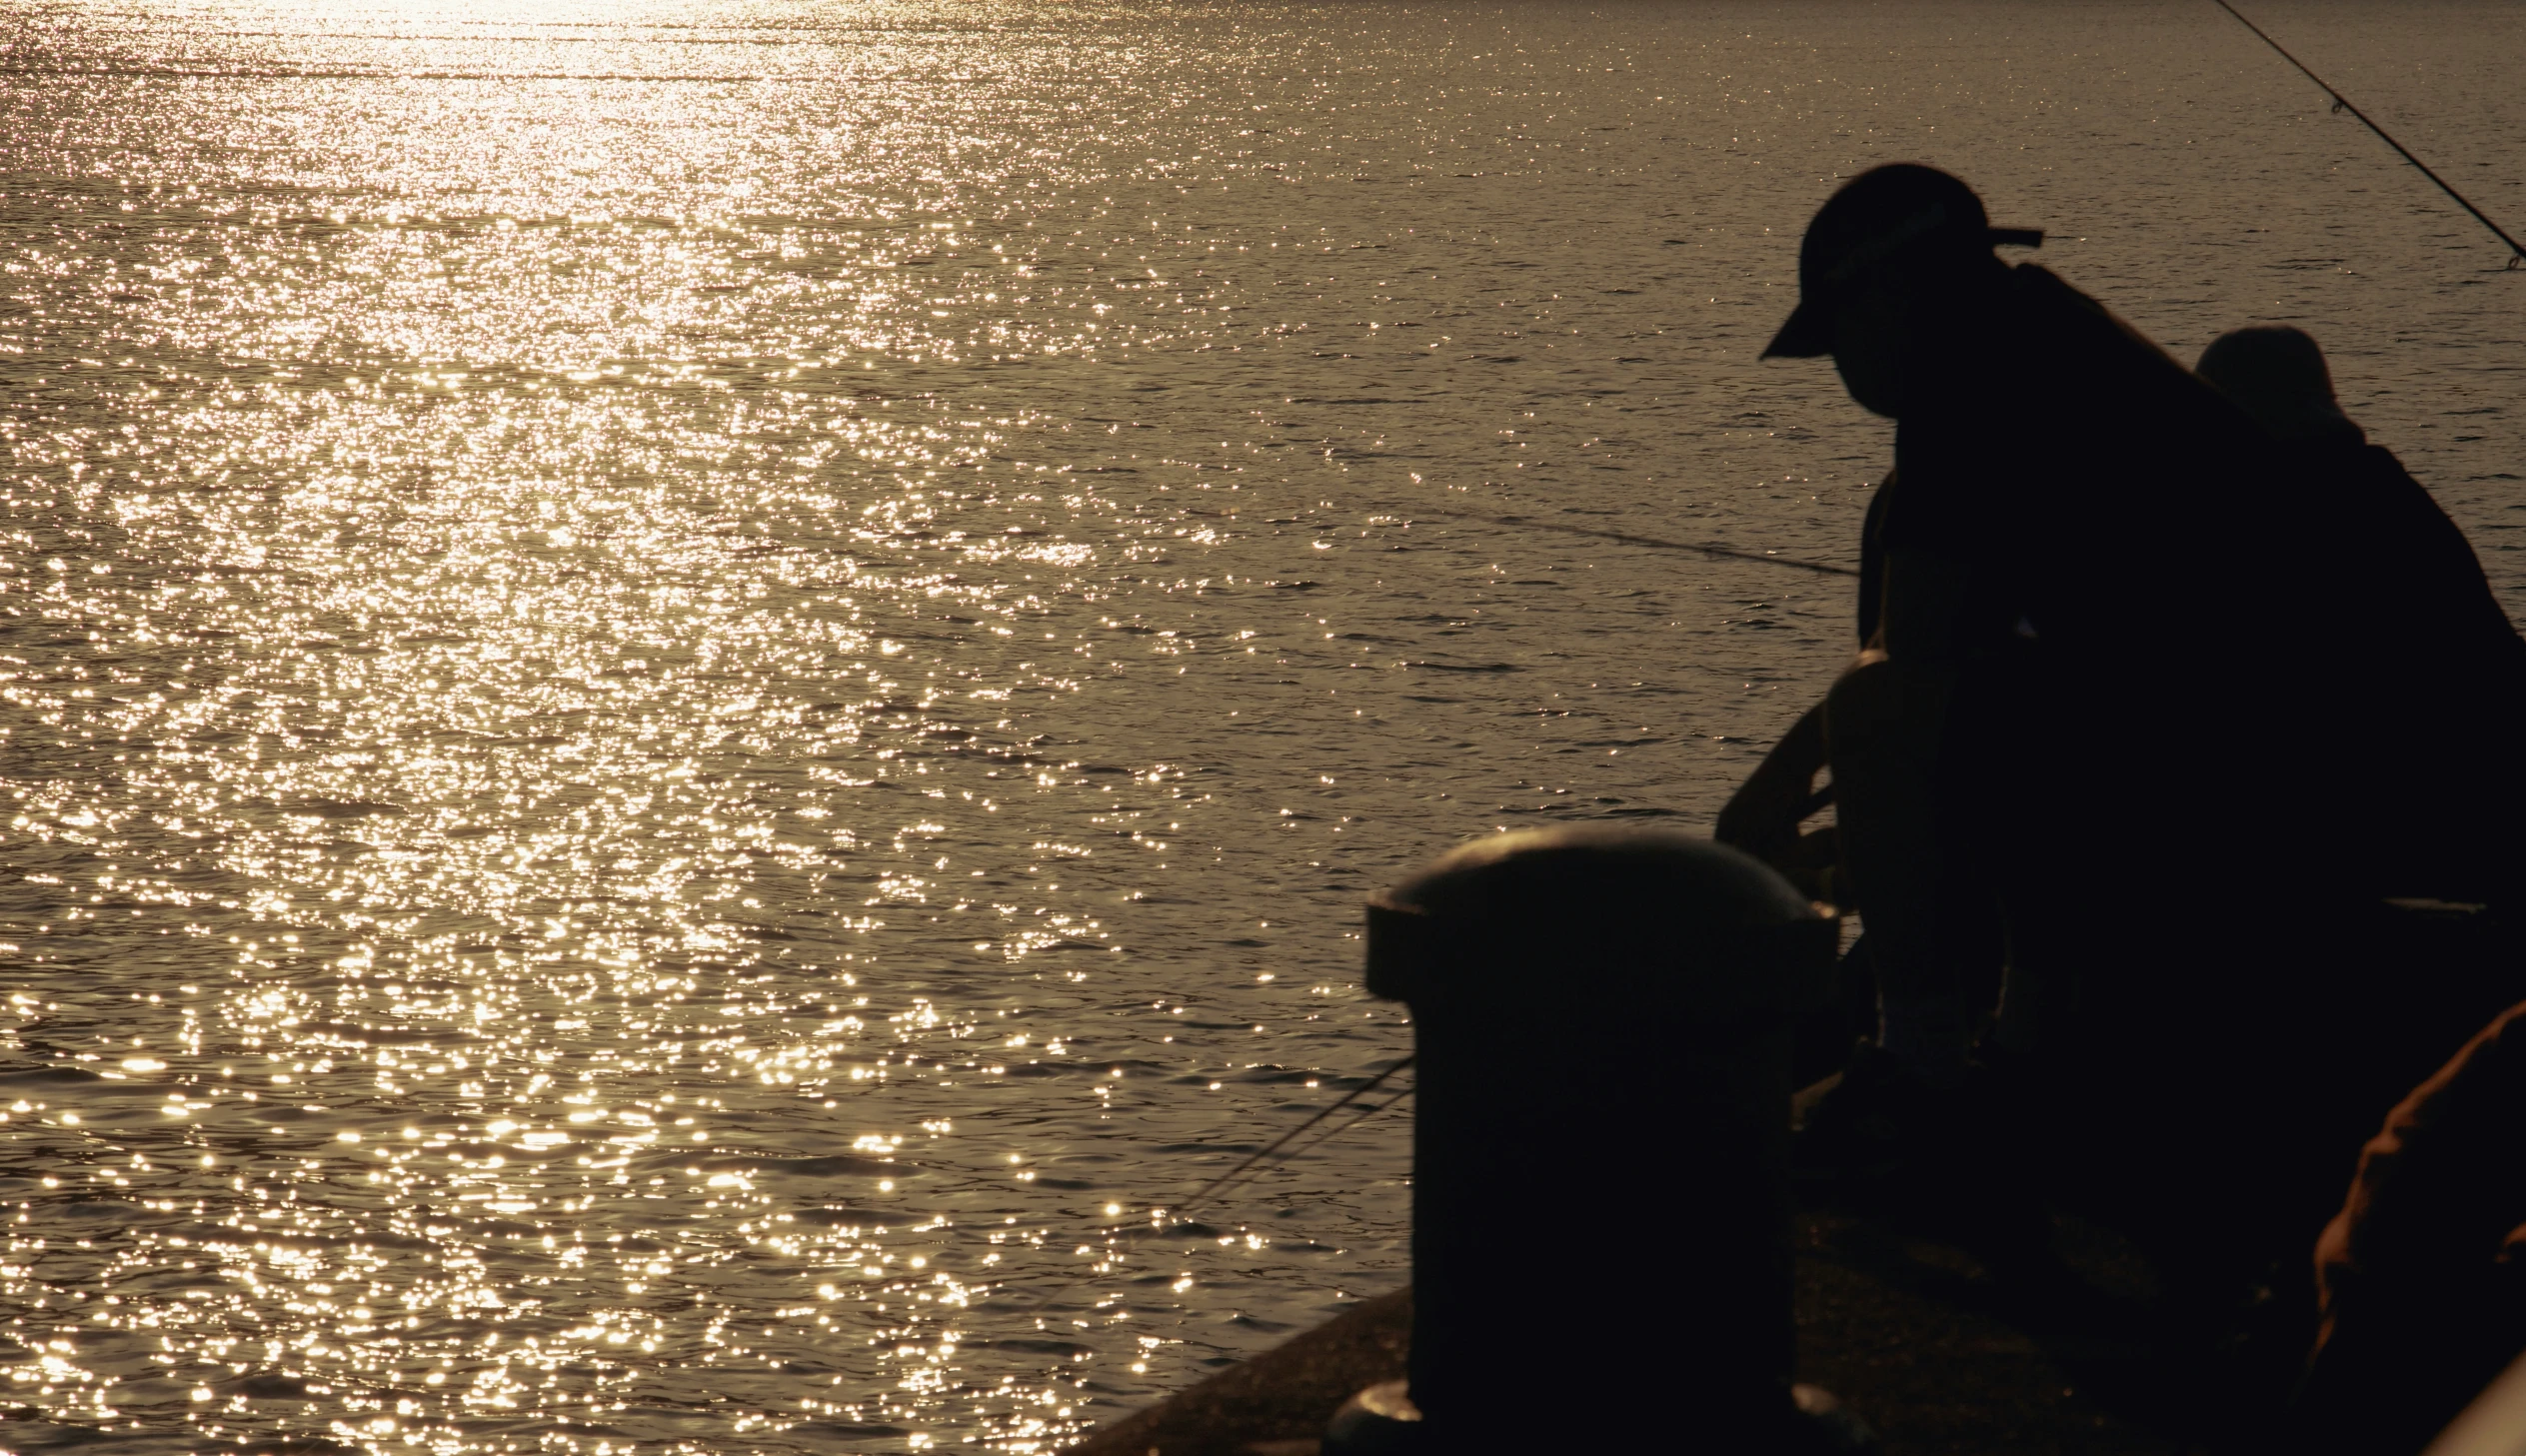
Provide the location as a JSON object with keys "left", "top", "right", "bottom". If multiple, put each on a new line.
{"left": 1761, "top": 165, "right": 2044, "bottom": 359}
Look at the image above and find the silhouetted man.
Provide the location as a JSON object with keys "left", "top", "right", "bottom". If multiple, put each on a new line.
{"left": 1733, "top": 164, "right": 2390, "bottom": 1290}
{"left": 2196, "top": 325, "right": 2526, "bottom": 906}
{"left": 1740, "top": 165, "right": 2285, "bottom": 1041}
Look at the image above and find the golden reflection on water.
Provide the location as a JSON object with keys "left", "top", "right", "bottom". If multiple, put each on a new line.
{"left": 3, "top": 3, "right": 1470, "bottom": 1447}
{"left": 3, "top": 0, "right": 2519, "bottom": 1450}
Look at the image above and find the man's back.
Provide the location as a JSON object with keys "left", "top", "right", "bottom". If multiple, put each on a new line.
{"left": 2297, "top": 437, "right": 2526, "bottom": 712}
{"left": 2295, "top": 435, "right": 2526, "bottom": 900}
{"left": 1875, "top": 264, "right": 2297, "bottom": 821}
{"left": 2194, "top": 324, "right": 2526, "bottom": 903}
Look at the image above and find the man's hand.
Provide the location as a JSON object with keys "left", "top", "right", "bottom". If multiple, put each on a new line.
{"left": 1773, "top": 822, "right": 1844, "bottom": 904}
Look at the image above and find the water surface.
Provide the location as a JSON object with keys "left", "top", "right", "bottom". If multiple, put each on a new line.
{"left": 1, "top": 0, "right": 2520, "bottom": 1450}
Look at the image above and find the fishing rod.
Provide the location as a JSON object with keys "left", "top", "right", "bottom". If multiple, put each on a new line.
{"left": 1275, "top": 1079, "right": 1415, "bottom": 1169}
{"left": 1007, "top": 1053, "right": 1416, "bottom": 1316}
{"left": 2211, "top": 0, "right": 2526, "bottom": 270}
{"left": 1167, "top": 1053, "right": 1415, "bottom": 1217}
{"left": 1151, "top": 1081, "right": 1421, "bottom": 1270}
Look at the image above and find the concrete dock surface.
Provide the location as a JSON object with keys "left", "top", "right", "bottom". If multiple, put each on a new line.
{"left": 1070, "top": 1206, "right": 2216, "bottom": 1456}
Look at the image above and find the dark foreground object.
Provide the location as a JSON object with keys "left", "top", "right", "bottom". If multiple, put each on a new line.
{"left": 1068, "top": 832, "right": 2526, "bottom": 1454}
{"left": 1067, "top": 1206, "right": 2198, "bottom": 1456}
{"left": 1363, "top": 827, "right": 1837, "bottom": 1450}
{"left": 1073, "top": 828, "right": 2180, "bottom": 1456}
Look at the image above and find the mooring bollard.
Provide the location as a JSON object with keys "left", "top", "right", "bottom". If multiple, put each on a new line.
{"left": 1325, "top": 826, "right": 1854, "bottom": 1454}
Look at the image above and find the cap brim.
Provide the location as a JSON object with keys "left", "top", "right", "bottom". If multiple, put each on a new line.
{"left": 1760, "top": 299, "right": 1834, "bottom": 360}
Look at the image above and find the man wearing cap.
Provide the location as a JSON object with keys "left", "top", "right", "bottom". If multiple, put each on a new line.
{"left": 1727, "top": 164, "right": 2350, "bottom": 1286}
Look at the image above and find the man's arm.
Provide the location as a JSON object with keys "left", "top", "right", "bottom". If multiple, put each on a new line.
{"left": 1715, "top": 699, "right": 1829, "bottom": 873}
{"left": 1716, "top": 540, "right": 1975, "bottom": 898}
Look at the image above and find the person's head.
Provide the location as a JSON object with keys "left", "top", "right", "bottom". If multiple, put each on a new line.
{"left": 1762, "top": 165, "right": 2042, "bottom": 418}
{"left": 2194, "top": 326, "right": 2358, "bottom": 444}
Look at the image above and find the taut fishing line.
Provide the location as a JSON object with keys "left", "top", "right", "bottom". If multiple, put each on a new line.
{"left": 1426, "top": 510, "right": 1860, "bottom": 578}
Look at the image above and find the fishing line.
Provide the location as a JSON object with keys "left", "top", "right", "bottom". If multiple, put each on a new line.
{"left": 1421, "top": 510, "right": 1860, "bottom": 579}
{"left": 2210, "top": 0, "right": 2526, "bottom": 269}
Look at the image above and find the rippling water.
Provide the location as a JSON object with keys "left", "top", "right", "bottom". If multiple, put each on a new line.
{"left": 1, "top": 0, "right": 2519, "bottom": 1450}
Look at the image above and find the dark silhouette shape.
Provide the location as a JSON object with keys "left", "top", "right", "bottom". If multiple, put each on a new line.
{"left": 2196, "top": 325, "right": 2526, "bottom": 906}
{"left": 1353, "top": 828, "right": 1860, "bottom": 1453}
{"left": 1741, "top": 163, "right": 2291, "bottom": 1117}
{"left": 2294, "top": 997, "right": 2526, "bottom": 1454}
{"left": 1731, "top": 165, "right": 2526, "bottom": 1324}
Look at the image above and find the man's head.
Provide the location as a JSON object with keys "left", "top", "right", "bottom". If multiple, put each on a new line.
{"left": 2195, "top": 326, "right": 2358, "bottom": 444}
{"left": 1762, "top": 165, "right": 2042, "bottom": 417}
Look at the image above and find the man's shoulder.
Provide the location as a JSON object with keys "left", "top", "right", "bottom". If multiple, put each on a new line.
{"left": 2304, "top": 438, "right": 2432, "bottom": 502}
{"left": 2002, "top": 263, "right": 2122, "bottom": 326}
{"left": 2002, "top": 265, "right": 2163, "bottom": 361}
{"left": 2344, "top": 440, "right": 2413, "bottom": 482}
{"left": 2005, "top": 262, "right": 2098, "bottom": 309}
{"left": 1997, "top": 265, "right": 2256, "bottom": 439}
